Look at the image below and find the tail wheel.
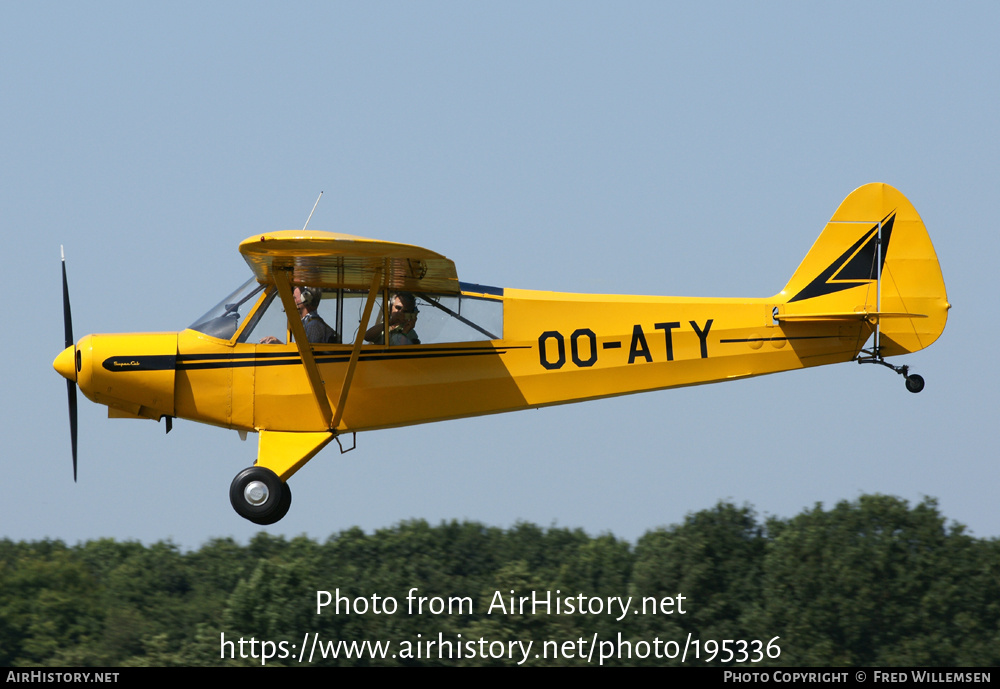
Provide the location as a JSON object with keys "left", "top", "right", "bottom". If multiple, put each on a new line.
{"left": 230, "top": 467, "right": 293, "bottom": 524}
{"left": 857, "top": 356, "right": 927, "bottom": 394}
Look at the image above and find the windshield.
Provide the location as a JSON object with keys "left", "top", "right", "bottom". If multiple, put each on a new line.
{"left": 188, "top": 277, "right": 265, "bottom": 340}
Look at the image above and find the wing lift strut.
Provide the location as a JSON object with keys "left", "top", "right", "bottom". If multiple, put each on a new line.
{"left": 267, "top": 265, "right": 385, "bottom": 472}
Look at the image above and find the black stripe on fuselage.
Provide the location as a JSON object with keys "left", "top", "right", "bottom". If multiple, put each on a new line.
{"left": 167, "top": 345, "right": 528, "bottom": 371}
{"left": 719, "top": 335, "right": 842, "bottom": 344}
{"left": 104, "top": 347, "right": 521, "bottom": 372}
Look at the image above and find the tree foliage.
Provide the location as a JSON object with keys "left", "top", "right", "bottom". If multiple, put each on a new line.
{"left": 1, "top": 495, "right": 995, "bottom": 666}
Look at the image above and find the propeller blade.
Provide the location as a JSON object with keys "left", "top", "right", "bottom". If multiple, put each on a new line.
{"left": 67, "top": 379, "right": 78, "bottom": 482}
{"left": 62, "top": 246, "right": 73, "bottom": 347}
{"left": 61, "top": 247, "right": 78, "bottom": 481}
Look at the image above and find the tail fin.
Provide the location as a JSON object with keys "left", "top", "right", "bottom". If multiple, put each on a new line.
{"left": 776, "top": 183, "right": 949, "bottom": 357}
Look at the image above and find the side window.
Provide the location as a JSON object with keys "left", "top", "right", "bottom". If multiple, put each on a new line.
{"left": 411, "top": 293, "right": 502, "bottom": 344}
{"left": 239, "top": 290, "right": 289, "bottom": 344}
{"left": 340, "top": 290, "right": 373, "bottom": 344}
{"left": 242, "top": 287, "right": 342, "bottom": 346}
{"left": 235, "top": 286, "right": 505, "bottom": 346}
{"left": 353, "top": 292, "right": 502, "bottom": 346}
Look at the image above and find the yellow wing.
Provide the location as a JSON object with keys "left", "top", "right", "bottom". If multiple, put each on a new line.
{"left": 239, "top": 230, "right": 460, "bottom": 293}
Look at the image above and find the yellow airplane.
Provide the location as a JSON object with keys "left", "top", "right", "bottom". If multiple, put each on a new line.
{"left": 54, "top": 183, "right": 949, "bottom": 524}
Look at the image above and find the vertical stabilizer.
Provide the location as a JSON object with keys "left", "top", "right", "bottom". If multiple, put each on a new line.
{"left": 777, "top": 183, "right": 949, "bottom": 356}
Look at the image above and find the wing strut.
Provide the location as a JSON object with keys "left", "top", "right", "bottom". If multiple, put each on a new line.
{"left": 274, "top": 265, "right": 384, "bottom": 431}
{"left": 332, "top": 265, "right": 383, "bottom": 430}
{"left": 273, "top": 269, "right": 336, "bottom": 426}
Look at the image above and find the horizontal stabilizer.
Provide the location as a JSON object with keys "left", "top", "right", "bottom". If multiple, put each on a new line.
{"left": 775, "top": 311, "right": 928, "bottom": 323}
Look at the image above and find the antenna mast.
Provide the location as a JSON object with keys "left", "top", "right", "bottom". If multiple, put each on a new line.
{"left": 302, "top": 191, "right": 323, "bottom": 231}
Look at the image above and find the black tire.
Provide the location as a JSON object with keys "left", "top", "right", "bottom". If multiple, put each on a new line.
{"left": 905, "top": 374, "right": 925, "bottom": 394}
{"left": 255, "top": 481, "right": 292, "bottom": 526}
{"left": 229, "top": 467, "right": 289, "bottom": 524}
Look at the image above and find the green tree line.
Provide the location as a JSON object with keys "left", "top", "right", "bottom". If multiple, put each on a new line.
{"left": 1, "top": 495, "right": 997, "bottom": 666}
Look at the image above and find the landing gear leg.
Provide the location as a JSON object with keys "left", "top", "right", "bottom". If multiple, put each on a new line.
{"left": 857, "top": 351, "right": 925, "bottom": 394}
{"left": 230, "top": 466, "right": 293, "bottom": 524}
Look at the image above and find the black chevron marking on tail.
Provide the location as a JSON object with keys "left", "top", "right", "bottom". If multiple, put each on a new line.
{"left": 789, "top": 213, "right": 895, "bottom": 303}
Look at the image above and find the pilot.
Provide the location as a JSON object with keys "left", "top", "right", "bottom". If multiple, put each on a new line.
{"left": 259, "top": 286, "right": 340, "bottom": 345}
{"left": 364, "top": 292, "right": 420, "bottom": 345}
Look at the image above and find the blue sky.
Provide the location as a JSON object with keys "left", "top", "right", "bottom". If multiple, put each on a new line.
{"left": 3, "top": 2, "right": 997, "bottom": 549}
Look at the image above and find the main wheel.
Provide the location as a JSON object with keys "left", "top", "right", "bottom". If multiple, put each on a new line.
{"left": 905, "top": 374, "right": 925, "bottom": 394}
{"left": 230, "top": 467, "right": 292, "bottom": 524}
{"left": 256, "top": 481, "right": 292, "bottom": 525}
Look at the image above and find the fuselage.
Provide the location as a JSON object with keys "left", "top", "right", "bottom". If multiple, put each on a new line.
{"left": 56, "top": 286, "right": 872, "bottom": 435}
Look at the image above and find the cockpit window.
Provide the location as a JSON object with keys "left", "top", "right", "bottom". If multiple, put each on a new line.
{"left": 188, "top": 278, "right": 264, "bottom": 340}
{"left": 410, "top": 293, "right": 502, "bottom": 343}
{"left": 190, "top": 277, "right": 504, "bottom": 345}
{"left": 237, "top": 289, "right": 288, "bottom": 344}
{"left": 355, "top": 291, "right": 502, "bottom": 345}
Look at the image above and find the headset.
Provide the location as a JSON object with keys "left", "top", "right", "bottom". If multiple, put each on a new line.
{"left": 296, "top": 286, "right": 322, "bottom": 310}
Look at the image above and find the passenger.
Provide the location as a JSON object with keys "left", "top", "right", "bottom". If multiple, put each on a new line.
{"left": 259, "top": 286, "right": 339, "bottom": 345}
{"left": 365, "top": 292, "right": 420, "bottom": 345}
